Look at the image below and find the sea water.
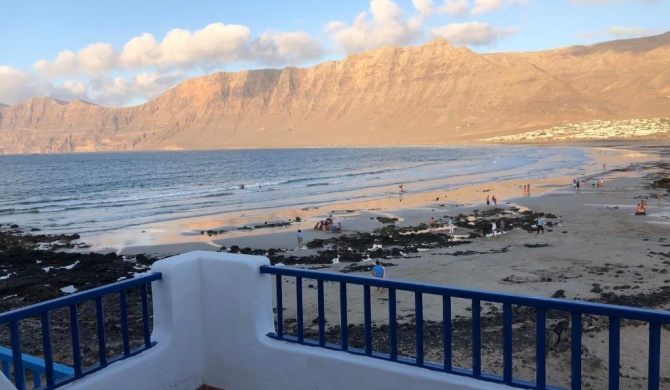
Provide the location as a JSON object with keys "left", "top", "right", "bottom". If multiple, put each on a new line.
{"left": 0, "top": 147, "right": 590, "bottom": 236}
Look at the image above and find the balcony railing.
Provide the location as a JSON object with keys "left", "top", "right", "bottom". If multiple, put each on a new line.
{"left": 260, "top": 265, "right": 670, "bottom": 390}
{"left": 0, "top": 272, "right": 162, "bottom": 390}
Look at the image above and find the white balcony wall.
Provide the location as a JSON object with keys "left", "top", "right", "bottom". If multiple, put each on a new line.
{"left": 57, "top": 251, "right": 510, "bottom": 390}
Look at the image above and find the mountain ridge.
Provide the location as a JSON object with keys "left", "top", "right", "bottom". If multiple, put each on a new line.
{"left": 1, "top": 33, "right": 669, "bottom": 154}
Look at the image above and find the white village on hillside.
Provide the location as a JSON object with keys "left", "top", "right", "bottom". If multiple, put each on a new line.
{"left": 483, "top": 118, "right": 670, "bottom": 142}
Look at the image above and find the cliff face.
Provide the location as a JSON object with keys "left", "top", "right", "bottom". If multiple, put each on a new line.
{"left": 1, "top": 33, "right": 669, "bottom": 154}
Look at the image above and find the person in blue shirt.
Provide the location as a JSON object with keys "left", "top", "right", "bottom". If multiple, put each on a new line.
{"left": 537, "top": 216, "right": 545, "bottom": 234}
{"left": 371, "top": 260, "right": 386, "bottom": 292}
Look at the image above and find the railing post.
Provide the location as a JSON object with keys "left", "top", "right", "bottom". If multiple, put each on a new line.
{"left": 415, "top": 292, "right": 423, "bottom": 366}
{"left": 609, "top": 317, "right": 620, "bottom": 390}
{"left": 648, "top": 322, "right": 661, "bottom": 390}
{"left": 443, "top": 295, "right": 452, "bottom": 372}
{"left": 10, "top": 320, "right": 25, "bottom": 390}
{"left": 340, "top": 282, "right": 348, "bottom": 351}
{"left": 95, "top": 296, "right": 107, "bottom": 368}
{"left": 389, "top": 288, "right": 397, "bottom": 361}
{"left": 571, "top": 312, "right": 582, "bottom": 390}
{"left": 317, "top": 280, "right": 325, "bottom": 346}
{"left": 296, "top": 277, "right": 304, "bottom": 343}
{"left": 141, "top": 284, "right": 152, "bottom": 349}
{"left": 276, "top": 275, "right": 283, "bottom": 338}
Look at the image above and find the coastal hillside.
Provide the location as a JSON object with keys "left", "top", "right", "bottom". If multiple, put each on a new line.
{"left": 1, "top": 33, "right": 669, "bottom": 154}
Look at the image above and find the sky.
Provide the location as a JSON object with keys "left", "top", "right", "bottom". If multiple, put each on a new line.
{"left": 0, "top": 0, "right": 667, "bottom": 107}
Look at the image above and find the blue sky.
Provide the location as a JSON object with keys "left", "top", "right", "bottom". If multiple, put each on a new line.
{"left": 0, "top": 0, "right": 667, "bottom": 106}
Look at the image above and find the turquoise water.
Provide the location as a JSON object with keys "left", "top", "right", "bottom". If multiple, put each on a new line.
{"left": 0, "top": 147, "right": 589, "bottom": 235}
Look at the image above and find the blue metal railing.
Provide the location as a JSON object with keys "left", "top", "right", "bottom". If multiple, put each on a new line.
{"left": 0, "top": 272, "right": 162, "bottom": 390}
{"left": 0, "top": 347, "right": 73, "bottom": 388}
{"left": 260, "top": 265, "right": 670, "bottom": 390}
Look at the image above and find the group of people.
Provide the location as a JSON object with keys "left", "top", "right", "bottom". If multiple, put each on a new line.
{"left": 486, "top": 195, "right": 498, "bottom": 206}
{"left": 522, "top": 184, "right": 531, "bottom": 197}
{"left": 314, "top": 217, "right": 342, "bottom": 233}
{"left": 635, "top": 199, "right": 648, "bottom": 215}
{"left": 573, "top": 178, "right": 604, "bottom": 189}
{"left": 490, "top": 218, "right": 506, "bottom": 237}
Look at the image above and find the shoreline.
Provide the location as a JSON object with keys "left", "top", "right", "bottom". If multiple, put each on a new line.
{"left": 84, "top": 143, "right": 657, "bottom": 257}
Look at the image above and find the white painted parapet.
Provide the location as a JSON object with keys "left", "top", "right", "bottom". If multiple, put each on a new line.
{"left": 63, "top": 251, "right": 511, "bottom": 390}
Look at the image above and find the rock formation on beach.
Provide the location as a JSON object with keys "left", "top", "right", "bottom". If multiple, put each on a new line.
{"left": 1, "top": 32, "right": 670, "bottom": 154}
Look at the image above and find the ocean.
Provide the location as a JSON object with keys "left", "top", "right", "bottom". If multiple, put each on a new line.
{"left": 0, "top": 147, "right": 591, "bottom": 237}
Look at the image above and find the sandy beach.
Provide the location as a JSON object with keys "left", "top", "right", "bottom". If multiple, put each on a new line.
{"left": 14, "top": 144, "right": 664, "bottom": 389}
{"left": 132, "top": 145, "right": 669, "bottom": 389}
{"left": 0, "top": 144, "right": 668, "bottom": 389}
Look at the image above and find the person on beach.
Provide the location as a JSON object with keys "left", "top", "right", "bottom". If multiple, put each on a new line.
{"left": 448, "top": 217, "right": 455, "bottom": 234}
{"left": 486, "top": 195, "right": 490, "bottom": 206}
{"left": 523, "top": 184, "right": 527, "bottom": 196}
{"left": 492, "top": 195, "right": 497, "bottom": 206}
{"left": 537, "top": 216, "right": 544, "bottom": 234}
{"left": 429, "top": 217, "right": 436, "bottom": 228}
{"left": 499, "top": 219, "right": 505, "bottom": 233}
{"left": 399, "top": 184, "right": 404, "bottom": 193}
{"left": 297, "top": 229, "right": 303, "bottom": 248}
{"left": 371, "top": 260, "right": 386, "bottom": 292}
{"left": 526, "top": 184, "right": 531, "bottom": 197}
{"left": 491, "top": 220, "right": 497, "bottom": 237}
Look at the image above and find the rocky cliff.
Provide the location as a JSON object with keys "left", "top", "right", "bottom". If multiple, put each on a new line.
{"left": 1, "top": 33, "right": 669, "bottom": 154}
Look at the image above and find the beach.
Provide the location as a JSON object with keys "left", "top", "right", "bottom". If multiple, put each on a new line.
{"left": 1, "top": 144, "right": 669, "bottom": 388}
{"left": 179, "top": 145, "right": 668, "bottom": 389}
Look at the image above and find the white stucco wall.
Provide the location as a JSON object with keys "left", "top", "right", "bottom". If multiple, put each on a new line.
{"left": 57, "top": 251, "right": 510, "bottom": 390}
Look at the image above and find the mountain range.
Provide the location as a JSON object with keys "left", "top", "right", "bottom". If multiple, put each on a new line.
{"left": 1, "top": 32, "right": 669, "bottom": 154}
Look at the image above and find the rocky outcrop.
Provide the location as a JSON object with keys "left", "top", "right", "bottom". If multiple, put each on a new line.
{"left": 1, "top": 33, "right": 670, "bottom": 154}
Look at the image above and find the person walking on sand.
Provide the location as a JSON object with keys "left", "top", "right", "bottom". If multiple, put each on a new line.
{"left": 526, "top": 184, "right": 531, "bottom": 197}
{"left": 399, "top": 184, "right": 404, "bottom": 193}
{"left": 492, "top": 195, "right": 497, "bottom": 206}
{"left": 429, "top": 217, "right": 436, "bottom": 228}
{"left": 371, "top": 260, "right": 386, "bottom": 292}
{"left": 491, "top": 220, "right": 497, "bottom": 237}
{"left": 537, "top": 216, "right": 544, "bottom": 234}
{"left": 486, "top": 195, "right": 490, "bottom": 206}
{"left": 448, "top": 217, "right": 455, "bottom": 234}
{"left": 523, "top": 184, "right": 527, "bottom": 196}
{"left": 296, "top": 229, "right": 303, "bottom": 248}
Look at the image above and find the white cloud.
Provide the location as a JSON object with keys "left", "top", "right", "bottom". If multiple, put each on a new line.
{"left": 576, "top": 26, "right": 661, "bottom": 40}
{"left": 247, "top": 32, "right": 324, "bottom": 66}
{"left": 50, "top": 81, "right": 90, "bottom": 102}
{"left": 439, "top": 0, "right": 470, "bottom": 16}
{"left": 0, "top": 66, "right": 51, "bottom": 105}
{"left": 438, "top": 0, "right": 528, "bottom": 16}
{"left": 471, "top": 0, "right": 503, "bottom": 14}
{"left": 607, "top": 26, "right": 660, "bottom": 38}
{"left": 571, "top": 0, "right": 658, "bottom": 4}
{"left": 326, "top": 0, "right": 432, "bottom": 53}
{"left": 78, "top": 71, "right": 184, "bottom": 106}
{"left": 21, "top": 21, "right": 330, "bottom": 106}
{"left": 34, "top": 43, "right": 117, "bottom": 77}
{"left": 431, "top": 22, "right": 517, "bottom": 45}
{"left": 119, "top": 33, "right": 161, "bottom": 68}
{"left": 155, "top": 23, "right": 250, "bottom": 68}
{"left": 413, "top": 0, "right": 435, "bottom": 17}
{"left": 34, "top": 22, "right": 324, "bottom": 78}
